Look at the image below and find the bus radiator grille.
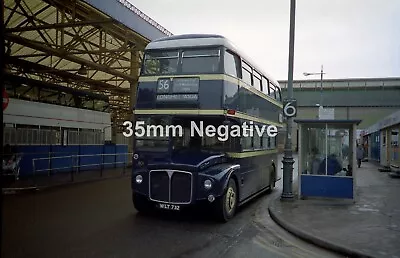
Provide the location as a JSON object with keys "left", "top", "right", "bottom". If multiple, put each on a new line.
{"left": 149, "top": 170, "right": 192, "bottom": 204}
{"left": 171, "top": 173, "right": 192, "bottom": 203}
{"left": 150, "top": 171, "right": 169, "bottom": 202}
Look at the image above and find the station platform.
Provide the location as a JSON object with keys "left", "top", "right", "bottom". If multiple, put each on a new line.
{"left": 269, "top": 161, "right": 400, "bottom": 258}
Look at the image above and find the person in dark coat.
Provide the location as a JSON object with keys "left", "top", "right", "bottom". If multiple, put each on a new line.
{"left": 2, "top": 144, "right": 18, "bottom": 172}
{"left": 3, "top": 144, "right": 14, "bottom": 162}
{"left": 318, "top": 154, "right": 342, "bottom": 175}
{"left": 356, "top": 144, "right": 364, "bottom": 168}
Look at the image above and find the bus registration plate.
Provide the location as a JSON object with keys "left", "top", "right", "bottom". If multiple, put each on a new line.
{"left": 158, "top": 203, "right": 180, "bottom": 211}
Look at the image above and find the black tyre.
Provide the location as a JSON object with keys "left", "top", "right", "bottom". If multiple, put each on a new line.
{"left": 214, "top": 178, "right": 238, "bottom": 222}
{"left": 133, "top": 193, "right": 151, "bottom": 214}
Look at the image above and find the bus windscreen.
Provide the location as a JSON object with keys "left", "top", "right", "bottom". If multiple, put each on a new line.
{"left": 142, "top": 48, "right": 221, "bottom": 76}
{"left": 181, "top": 49, "right": 221, "bottom": 74}
{"left": 143, "top": 50, "right": 179, "bottom": 75}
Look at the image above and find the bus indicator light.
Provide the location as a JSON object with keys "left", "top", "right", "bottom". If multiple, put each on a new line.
{"left": 227, "top": 109, "right": 236, "bottom": 115}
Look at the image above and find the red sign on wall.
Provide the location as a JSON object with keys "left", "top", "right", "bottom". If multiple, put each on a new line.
{"left": 3, "top": 88, "right": 9, "bottom": 111}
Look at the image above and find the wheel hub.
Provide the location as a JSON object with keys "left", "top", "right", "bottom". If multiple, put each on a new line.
{"left": 226, "top": 187, "right": 236, "bottom": 212}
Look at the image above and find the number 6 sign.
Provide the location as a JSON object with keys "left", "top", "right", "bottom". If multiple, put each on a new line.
{"left": 283, "top": 99, "right": 297, "bottom": 118}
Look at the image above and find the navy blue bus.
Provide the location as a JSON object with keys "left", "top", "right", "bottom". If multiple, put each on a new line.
{"left": 131, "top": 34, "right": 283, "bottom": 221}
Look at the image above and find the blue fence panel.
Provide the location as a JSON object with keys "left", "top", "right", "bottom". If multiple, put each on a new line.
{"left": 116, "top": 145, "right": 128, "bottom": 168}
{"left": 50, "top": 146, "right": 79, "bottom": 173}
{"left": 79, "top": 145, "right": 103, "bottom": 171}
{"left": 300, "top": 175, "right": 354, "bottom": 199}
{"left": 103, "top": 144, "right": 116, "bottom": 169}
{"left": 17, "top": 146, "right": 51, "bottom": 176}
{"left": 14, "top": 144, "right": 129, "bottom": 176}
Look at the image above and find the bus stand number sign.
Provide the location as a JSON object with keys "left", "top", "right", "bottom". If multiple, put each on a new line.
{"left": 283, "top": 99, "right": 297, "bottom": 118}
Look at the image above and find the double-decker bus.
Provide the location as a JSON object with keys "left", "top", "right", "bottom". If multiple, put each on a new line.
{"left": 131, "top": 34, "right": 283, "bottom": 221}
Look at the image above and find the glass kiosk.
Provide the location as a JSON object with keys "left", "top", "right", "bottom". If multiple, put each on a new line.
{"left": 295, "top": 119, "right": 361, "bottom": 200}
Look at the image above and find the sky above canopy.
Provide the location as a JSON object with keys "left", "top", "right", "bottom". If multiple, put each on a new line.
{"left": 129, "top": 0, "right": 400, "bottom": 80}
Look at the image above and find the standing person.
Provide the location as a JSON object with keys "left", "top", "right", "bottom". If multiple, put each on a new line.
{"left": 342, "top": 144, "right": 349, "bottom": 161}
{"left": 3, "top": 144, "right": 17, "bottom": 174}
{"left": 356, "top": 144, "right": 364, "bottom": 168}
{"left": 308, "top": 147, "right": 321, "bottom": 174}
{"left": 3, "top": 144, "right": 14, "bottom": 164}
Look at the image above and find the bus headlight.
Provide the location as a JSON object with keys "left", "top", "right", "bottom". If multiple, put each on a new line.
{"left": 135, "top": 175, "right": 143, "bottom": 184}
{"left": 204, "top": 179, "right": 212, "bottom": 190}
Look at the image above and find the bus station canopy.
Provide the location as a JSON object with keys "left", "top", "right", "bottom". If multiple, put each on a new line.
{"left": 3, "top": 0, "right": 172, "bottom": 129}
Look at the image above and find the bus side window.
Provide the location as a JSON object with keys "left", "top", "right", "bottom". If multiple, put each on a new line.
{"left": 241, "top": 62, "right": 252, "bottom": 86}
{"left": 276, "top": 87, "right": 282, "bottom": 102}
{"left": 224, "top": 50, "right": 241, "bottom": 78}
{"left": 254, "top": 125, "right": 261, "bottom": 149}
{"left": 242, "top": 134, "right": 253, "bottom": 151}
{"left": 271, "top": 136, "right": 276, "bottom": 149}
{"left": 253, "top": 71, "right": 262, "bottom": 91}
{"left": 262, "top": 77, "right": 270, "bottom": 96}
{"left": 262, "top": 132, "right": 269, "bottom": 150}
{"left": 269, "top": 82, "right": 276, "bottom": 99}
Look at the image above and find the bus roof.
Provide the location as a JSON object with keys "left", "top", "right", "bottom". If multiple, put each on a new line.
{"left": 146, "top": 34, "right": 280, "bottom": 87}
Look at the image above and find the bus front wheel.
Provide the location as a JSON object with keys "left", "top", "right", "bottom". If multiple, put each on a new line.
{"left": 214, "top": 178, "right": 238, "bottom": 222}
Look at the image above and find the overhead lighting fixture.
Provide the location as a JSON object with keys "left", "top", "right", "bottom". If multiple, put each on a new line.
{"left": 77, "top": 65, "right": 87, "bottom": 75}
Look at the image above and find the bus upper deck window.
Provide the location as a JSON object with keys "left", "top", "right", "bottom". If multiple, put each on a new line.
{"left": 269, "top": 82, "right": 276, "bottom": 99}
{"left": 143, "top": 50, "right": 179, "bottom": 75}
{"left": 262, "top": 77, "right": 270, "bottom": 95}
{"left": 181, "top": 48, "right": 221, "bottom": 74}
{"left": 253, "top": 71, "right": 262, "bottom": 91}
{"left": 224, "top": 50, "right": 240, "bottom": 77}
{"left": 275, "top": 87, "right": 282, "bottom": 101}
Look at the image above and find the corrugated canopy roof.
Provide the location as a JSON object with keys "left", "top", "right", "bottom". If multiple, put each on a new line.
{"left": 3, "top": 0, "right": 166, "bottom": 127}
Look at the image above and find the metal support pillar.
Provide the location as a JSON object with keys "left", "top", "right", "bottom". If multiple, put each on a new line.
{"left": 129, "top": 49, "right": 139, "bottom": 154}
{"left": 1, "top": 0, "right": 5, "bottom": 253}
{"left": 320, "top": 65, "right": 324, "bottom": 106}
{"left": 281, "top": 0, "right": 296, "bottom": 200}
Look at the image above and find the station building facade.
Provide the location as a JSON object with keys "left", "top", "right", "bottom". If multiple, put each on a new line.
{"left": 361, "top": 110, "right": 400, "bottom": 168}
{"left": 279, "top": 77, "right": 400, "bottom": 152}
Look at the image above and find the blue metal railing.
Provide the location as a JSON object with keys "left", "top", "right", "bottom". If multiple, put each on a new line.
{"left": 32, "top": 153, "right": 132, "bottom": 177}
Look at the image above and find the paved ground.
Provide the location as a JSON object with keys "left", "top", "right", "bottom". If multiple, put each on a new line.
{"left": 2, "top": 156, "right": 342, "bottom": 258}
{"left": 269, "top": 161, "right": 400, "bottom": 258}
